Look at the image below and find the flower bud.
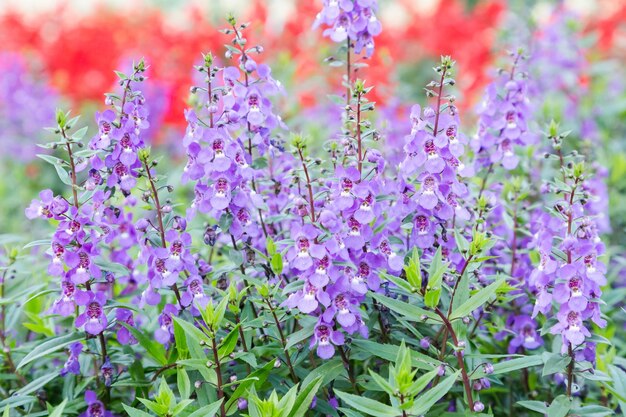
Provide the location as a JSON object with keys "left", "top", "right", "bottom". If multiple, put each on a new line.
{"left": 238, "top": 398, "right": 248, "bottom": 410}
{"left": 483, "top": 363, "right": 494, "bottom": 375}
{"left": 473, "top": 401, "right": 485, "bottom": 412}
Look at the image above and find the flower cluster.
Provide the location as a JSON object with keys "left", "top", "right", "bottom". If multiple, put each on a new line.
{"left": 399, "top": 57, "right": 471, "bottom": 270}
{"left": 313, "top": 0, "right": 382, "bottom": 57}
{"left": 184, "top": 19, "right": 286, "bottom": 236}
{"left": 473, "top": 51, "right": 535, "bottom": 170}
{"left": 12, "top": 6, "right": 622, "bottom": 417}
{"left": 0, "top": 53, "right": 59, "bottom": 162}
{"left": 530, "top": 128, "right": 606, "bottom": 357}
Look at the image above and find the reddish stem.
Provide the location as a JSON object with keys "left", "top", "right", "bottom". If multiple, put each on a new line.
{"left": 143, "top": 160, "right": 183, "bottom": 307}
{"left": 297, "top": 147, "right": 316, "bottom": 223}
{"left": 432, "top": 67, "right": 448, "bottom": 138}
{"left": 434, "top": 308, "right": 475, "bottom": 411}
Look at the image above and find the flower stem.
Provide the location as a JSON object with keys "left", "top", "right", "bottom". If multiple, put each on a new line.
{"left": 432, "top": 67, "right": 448, "bottom": 138}
{"left": 447, "top": 254, "right": 473, "bottom": 317}
{"left": 566, "top": 343, "right": 575, "bottom": 398}
{"left": 264, "top": 298, "right": 298, "bottom": 383}
{"left": 356, "top": 91, "right": 363, "bottom": 178}
{"left": 297, "top": 147, "right": 316, "bottom": 223}
{"left": 346, "top": 37, "right": 351, "bottom": 107}
{"left": 509, "top": 201, "right": 519, "bottom": 276}
{"left": 61, "top": 130, "right": 80, "bottom": 209}
{"left": 399, "top": 394, "right": 409, "bottom": 417}
{"left": 477, "top": 163, "right": 493, "bottom": 201}
{"left": 142, "top": 160, "right": 183, "bottom": 308}
{"left": 338, "top": 345, "right": 360, "bottom": 394}
{"left": 434, "top": 308, "right": 475, "bottom": 412}
{"left": 211, "top": 335, "right": 227, "bottom": 417}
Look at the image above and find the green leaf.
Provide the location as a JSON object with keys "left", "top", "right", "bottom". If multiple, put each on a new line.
{"left": 369, "top": 370, "right": 395, "bottom": 396}
{"left": 424, "top": 247, "right": 446, "bottom": 308}
{"left": 120, "top": 323, "right": 168, "bottom": 365}
{"left": 288, "top": 377, "right": 323, "bottom": 417}
{"left": 177, "top": 367, "right": 191, "bottom": 400}
{"left": 271, "top": 253, "right": 284, "bottom": 275}
{"left": 188, "top": 399, "right": 224, "bottom": 417}
{"left": 407, "top": 368, "right": 439, "bottom": 397}
{"left": 370, "top": 292, "right": 438, "bottom": 322}
{"left": 218, "top": 324, "right": 240, "bottom": 359}
{"left": 0, "top": 396, "right": 36, "bottom": 410}
{"left": 334, "top": 391, "right": 398, "bottom": 417}
{"left": 301, "top": 359, "right": 345, "bottom": 388}
{"left": 14, "top": 372, "right": 57, "bottom": 397}
{"left": 410, "top": 371, "right": 460, "bottom": 415}
{"left": 172, "top": 399, "right": 194, "bottom": 416}
{"left": 516, "top": 400, "right": 548, "bottom": 414}
{"left": 225, "top": 361, "right": 275, "bottom": 414}
{"left": 48, "top": 399, "right": 68, "bottom": 417}
{"left": 173, "top": 319, "right": 189, "bottom": 359}
{"left": 542, "top": 352, "right": 571, "bottom": 377}
{"left": 608, "top": 365, "right": 626, "bottom": 411}
{"left": 17, "top": 332, "right": 83, "bottom": 370}
{"left": 338, "top": 408, "right": 365, "bottom": 417}
{"left": 450, "top": 276, "right": 505, "bottom": 320}
{"left": 353, "top": 340, "right": 440, "bottom": 370}
{"left": 286, "top": 323, "right": 314, "bottom": 350}
{"left": 380, "top": 271, "right": 414, "bottom": 294}
{"left": 36, "top": 154, "right": 65, "bottom": 166}
{"left": 546, "top": 395, "right": 571, "bottom": 417}
{"left": 454, "top": 229, "right": 470, "bottom": 254}
{"left": 404, "top": 248, "right": 422, "bottom": 290}
{"left": 22, "top": 239, "right": 51, "bottom": 250}
{"left": 570, "top": 405, "right": 614, "bottom": 416}
{"left": 226, "top": 246, "right": 244, "bottom": 267}
{"left": 138, "top": 398, "right": 167, "bottom": 415}
{"left": 71, "top": 126, "right": 89, "bottom": 141}
{"left": 471, "top": 355, "right": 543, "bottom": 379}
{"left": 122, "top": 404, "right": 154, "bottom": 417}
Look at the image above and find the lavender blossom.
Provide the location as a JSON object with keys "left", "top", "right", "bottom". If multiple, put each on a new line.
{"left": 313, "top": 0, "right": 382, "bottom": 57}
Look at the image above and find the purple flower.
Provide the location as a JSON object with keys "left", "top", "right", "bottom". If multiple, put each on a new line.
{"left": 472, "top": 52, "right": 535, "bottom": 171}
{"left": 155, "top": 304, "right": 179, "bottom": 345}
{"left": 52, "top": 279, "right": 80, "bottom": 317}
{"left": 311, "top": 322, "right": 344, "bottom": 359}
{"left": 288, "top": 225, "right": 324, "bottom": 271}
{"left": 180, "top": 275, "right": 210, "bottom": 311}
{"left": 80, "top": 391, "right": 113, "bottom": 417}
{"left": 60, "top": 342, "right": 83, "bottom": 376}
{"left": 75, "top": 292, "right": 108, "bottom": 335}
{"left": 314, "top": 0, "right": 382, "bottom": 58}
{"left": 25, "top": 190, "right": 69, "bottom": 220}
{"left": 101, "top": 358, "right": 115, "bottom": 387}
{"left": 507, "top": 315, "right": 542, "bottom": 354}
{"left": 238, "top": 398, "right": 248, "bottom": 410}
{"left": 90, "top": 110, "right": 116, "bottom": 150}
{"left": 116, "top": 308, "right": 138, "bottom": 345}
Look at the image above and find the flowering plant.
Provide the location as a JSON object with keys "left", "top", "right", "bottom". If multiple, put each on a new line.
{"left": 1, "top": 2, "right": 625, "bottom": 417}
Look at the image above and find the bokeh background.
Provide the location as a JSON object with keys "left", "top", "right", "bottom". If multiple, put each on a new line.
{"left": 0, "top": 0, "right": 624, "bottom": 237}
